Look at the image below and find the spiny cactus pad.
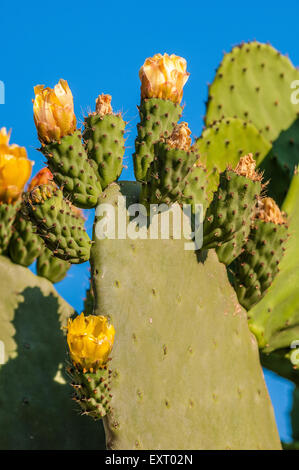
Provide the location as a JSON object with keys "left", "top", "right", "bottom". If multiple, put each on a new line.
{"left": 0, "top": 255, "right": 104, "bottom": 450}
{"left": 134, "top": 98, "right": 182, "bottom": 182}
{"left": 90, "top": 181, "right": 280, "bottom": 450}
{"left": 194, "top": 118, "right": 271, "bottom": 200}
{"left": 0, "top": 202, "right": 20, "bottom": 254}
{"left": 36, "top": 247, "right": 70, "bottom": 283}
{"left": 248, "top": 171, "right": 299, "bottom": 351}
{"left": 9, "top": 209, "right": 43, "bottom": 267}
{"left": 205, "top": 41, "right": 299, "bottom": 143}
{"left": 83, "top": 113, "right": 125, "bottom": 189}
{"left": 42, "top": 130, "right": 102, "bottom": 209}
{"left": 216, "top": 225, "right": 251, "bottom": 266}
{"left": 26, "top": 186, "right": 91, "bottom": 264}
{"left": 202, "top": 170, "right": 261, "bottom": 250}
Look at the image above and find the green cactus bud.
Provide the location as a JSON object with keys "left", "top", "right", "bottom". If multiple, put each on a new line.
{"left": 0, "top": 201, "right": 20, "bottom": 254}
{"left": 36, "top": 246, "right": 70, "bottom": 283}
{"left": 202, "top": 154, "right": 262, "bottom": 250}
{"left": 41, "top": 131, "right": 102, "bottom": 209}
{"left": 83, "top": 94, "right": 126, "bottom": 189}
{"left": 25, "top": 185, "right": 91, "bottom": 264}
{"left": 134, "top": 98, "right": 182, "bottom": 182}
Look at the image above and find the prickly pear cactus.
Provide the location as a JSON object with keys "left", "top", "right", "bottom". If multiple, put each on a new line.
{"left": 0, "top": 255, "right": 104, "bottom": 449}
{"left": 90, "top": 182, "right": 280, "bottom": 450}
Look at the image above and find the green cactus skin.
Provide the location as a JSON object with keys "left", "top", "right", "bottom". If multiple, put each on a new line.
{"left": 42, "top": 130, "right": 102, "bottom": 209}
{"left": 83, "top": 113, "right": 125, "bottom": 190}
{"left": 232, "top": 219, "right": 288, "bottom": 311}
{"left": 205, "top": 42, "right": 299, "bottom": 207}
{"left": 36, "top": 247, "right": 70, "bottom": 283}
{"left": 181, "top": 163, "right": 210, "bottom": 214}
{"left": 205, "top": 42, "right": 299, "bottom": 143}
{"left": 247, "top": 171, "right": 299, "bottom": 352}
{"left": 26, "top": 185, "right": 91, "bottom": 264}
{"left": 194, "top": 118, "right": 271, "bottom": 200}
{"left": 0, "top": 202, "right": 20, "bottom": 254}
{"left": 89, "top": 181, "right": 281, "bottom": 450}
{"left": 83, "top": 276, "right": 94, "bottom": 316}
{"left": 143, "top": 142, "right": 199, "bottom": 206}
{"left": 0, "top": 255, "right": 105, "bottom": 450}
{"left": 67, "top": 363, "right": 112, "bottom": 419}
{"left": 202, "top": 170, "right": 261, "bottom": 250}
{"left": 8, "top": 208, "right": 43, "bottom": 267}
{"left": 134, "top": 98, "right": 182, "bottom": 182}
{"left": 216, "top": 224, "right": 250, "bottom": 266}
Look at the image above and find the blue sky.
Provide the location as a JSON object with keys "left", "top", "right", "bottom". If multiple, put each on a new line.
{"left": 1, "top": 0, "right": 298, "bottom": 442}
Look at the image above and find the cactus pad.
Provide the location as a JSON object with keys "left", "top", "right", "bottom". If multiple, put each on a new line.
{"left": 36, "top": 247, "right": 70, "bottom": 283}
{"left": 0, "top": 255, "right": 104, "bottom": 449}
{"left": 9, "top": 208, "right": 43, "bottom": 267}
{"left": 0, "top": 202, "right": 20, "bottom": 254}
{"left": 90, "top": 181, "right": 280, "bottom": 450}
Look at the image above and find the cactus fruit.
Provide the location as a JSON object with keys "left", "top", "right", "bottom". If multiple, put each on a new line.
{"left": 142, "top": 123, "right": 199, "bottom": 206}
{"left": 90, "top": 181, "right": 281, "bottom": 450}
{"left": 202, "top": 154, "right": 262, "bottom": 250}
{"left": 247, "top": 170, "right": 299, "bottom": 352}
{"left": 134, "top": 99, "right": 183, "bottom": 182}
{"left": 232, "top": 197, "right": 288, "bottom": 311}
{"left": 25, "top": 185, "right": 91, "bottom": 264}
{"left": 36, "top": 247, "right": 70, "bottom": 283}
{"left": 0, "top": 202, "right": 20, "bottom": 254}
{"left": 41, "top": 131, "right": 102, "bottom": 209}
{"left": 8, "top": 208, "right": 43, "bottom": 267}
{"left": 0, "top": 255, "right": 104, "bottom": 450}
{"left": 83, "top": 94, "right": 126, "bottom": 190}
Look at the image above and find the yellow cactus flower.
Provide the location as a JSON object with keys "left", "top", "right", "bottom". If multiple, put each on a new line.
{"left": 139, "top": 53, "right": 189, "bottom": 104}
{"left": 33, "top": 79, "right": 76, "bottom": 144}
{"left": 67, "top": 313, "right": 115, "bottom": 371}
{"left": 0, "top": 128, "right": 33, "bottom": 204}
{"left": 27, "top": 167, "right": 55, "bottom": 192}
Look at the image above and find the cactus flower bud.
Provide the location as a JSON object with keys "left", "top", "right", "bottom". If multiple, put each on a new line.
{"left": 33, "top": 79, "right": 76, "bottom": 144}
{"left": 27, "top": 167, "right": 55, "bottom": 192}
{"left": 67, "top": 313, "right": 115, "bottom": 371}
{"left": 139, "top": 53, "right": 189, "bottom": 104}
{"left": 95, "top": 94, "right": 113, "bottom": 116}
{"left": 0, "top": 128, "right": 33, "bottom": 204}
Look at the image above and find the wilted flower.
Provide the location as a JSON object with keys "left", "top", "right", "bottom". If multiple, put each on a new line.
{"left": 95, "top": 94, "right": 113, "bottom": 116}
{"left": 0, "top": 128, "right": 33, "bottom": 204}
{"left": 33, "top": 79, "right": 76, "bottom": 144}
{"left": 167, "top": 122, "right": 192, "bottom": 151}
{"left": 139, "top": 53, "right": 189, "bottom": 104}
{"left": 67, "top": 313, "right": 115, "bottom": 371}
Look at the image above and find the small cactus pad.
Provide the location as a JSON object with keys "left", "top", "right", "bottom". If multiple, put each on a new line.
{"left": 41, "top": 130, "right": 102, "bottom": 209}
{"left": 194, "top": 118, "right": 271, "bottom": 198}
{"left": 83, "top": 113, "right": 126, "bottom": 189}
{"left": 67, "top": 363, "right": 112, "bottom": 420}
{"left": 232, "top": 218, "right": 288, "bottom": 311}
{"left": 36, "top": 247, "right": 70, "bottom": 283}
{"left": 90, "top": 181, "right": 280, "bottom": 450}
{"left": 216, "top": 224, "right": 250, "bottom": 266}
{"left": 26, "top": 185, "right": 91, "bottom": 264}
{"left": 248, "top": 171, "right": 299, "bottom": 351}
{"left": 202, "top": 169, "right": 261, "bottom": 250}
{"left": 8, "top": 207, "right": 43, "bottom": 267}
{"left": 205, "top": 42, "right": 299, "bottom": 143}
{"left": 0, "top": 202, "right": 20, "bottom": 254}
{"left": 134, "top": 98, "right": 182, "bottom": 182}
{"left": 0, "top": 255, "right": 104, "bottom": 449}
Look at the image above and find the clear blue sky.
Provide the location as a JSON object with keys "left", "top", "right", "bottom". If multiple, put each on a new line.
{"left": 1, "top": 0, "right": 298, "bottom": 442}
